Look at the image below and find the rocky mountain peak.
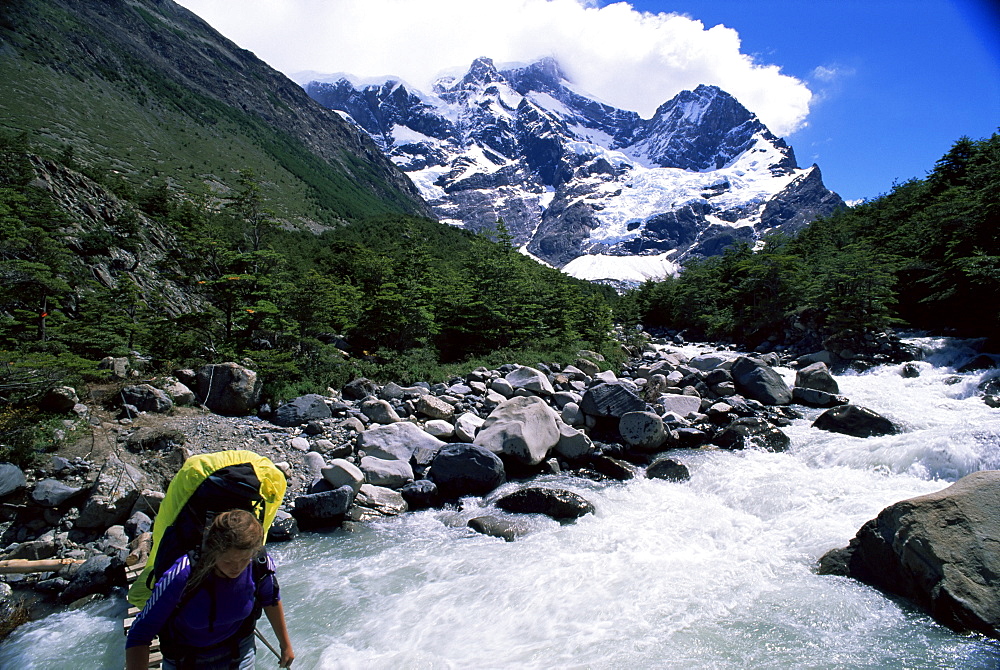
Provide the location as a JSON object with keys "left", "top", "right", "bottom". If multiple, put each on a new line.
{"left": 304, "top": 57, "right": 843, "bottom": 284}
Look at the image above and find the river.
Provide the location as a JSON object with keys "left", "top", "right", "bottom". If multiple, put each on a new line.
{"left": 2, "top": 336, "right": 1000, "bottom": 669}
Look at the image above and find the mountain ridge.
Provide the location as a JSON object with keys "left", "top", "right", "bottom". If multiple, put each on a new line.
{"left": 0, "top": 0, "right": 431, "bottom": 225}
{"left": 305, "top": 57, "right": 845, "bottom": 284}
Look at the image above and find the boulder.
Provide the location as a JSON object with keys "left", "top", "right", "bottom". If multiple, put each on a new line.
{"left": 429, "top": 443, "right": 505, "bottom": 499}
{"left": 583, "top": 454, "right": 637, "bottom": 481}
{"left": 813, "top": 404, "right": 899, "bottom": 438}
{"left": 468, "top": 515, "right": 528, "bottom": 542}
{"left": 714, "top": 417, "right": 790, "bottom": 452}
{"left": 347, "top": 484, "right": 408, "bottom": 522}
{"left": 125, "top": 511, "right": 153, "bottom": 538}
{"left": 957, "top": 355, "right": 997, "bottom": 373}
{"left": 357, "top": 421, "right": 447, "bottom": 468}
{"left": 688, "top": 353, "right": 736, "bottom": 371}
{"left": 342, "top": 378, "right": 377, "bottom": 400}
{"left": 505, "top": 366, "right": 554, "bottom": 395}
{"left": 5, "top": 539, "right": 57, "bottom": 560}
{"left": 619, "top": 411, "right": 667, "bottom": 451}
{"left": 495, "top": 487, "right": 595, "bottom": 521}
{"left": 99, "top": 356, "right": 130, "bottom": 379}
{"left": 303, "top": 452, "right": 326, "bottom": 479}
{"left": 424, "top": 419, "right": 454, "bottom": 438}
{"left": 0, "top": 463, "right": 26, "bottom": 498}
{"left": 162, "top": 380, "right": 195, "bottom": 406}
{"left": 61, "top": 554, "right": 118, "bottom": 603}
{"left": 31, "top": 478, "right": 84, "bottom": 507}
{"left": 292, "top": 485, "right": 357, "bottom": 526}
{"left": 554, "top": 423, "right": 593, "bottom": 459}
{"left": 819, "top": 471, "right": 1000, "bottom": 638}
{"left": 730, "top": 356, "right": 792, "bottom": 405}
{"left": 580, "top": 381, "right": 646, "bottom": 418}
{"left": 474, "top": 395, "right": 561, "bottom": 465}
{"left": 196, "top": 362, "right": 261, "bottom": 416}
{"left": 573, "top": 358, "right": 601, "bottom": 377}
{"left": 561, "top": 401, "right": 584, "bottom": 427}
{"left": 39, "top": 386, "right": 79, "bottom": 413}
{"left": 792, "top": 387, "right": 848, "bottom": 408}
{"left": 121, "top": 384, "right": 173, "bottom": 413}
{"left": 268, "top": 513, "right": 299, "bottom": 542}
{"left": 274, "top": 394, "right": 332, "bottom": 427}
{"left": 795, "top": 362, "right": 840, "bottom": 394}
{"left": 76, "top": 456, "right": 146, "bottom": 528}
{"left": 658, "top": 394, "right": 702, "bottom": 419}
{"left": 321, "top": 459, "right": 364, "bottom": 494}
{"left": 646, "top": 458, "right": 691, "bottom": 482}
{"left": 360, "top": 399, "right": 401, "bottom": 424}
{"left": 900, "top": 362, "right": 921, "bottom": 378}
{"left": 360, "top": 456, "right": 414, "bottom": 489}
{"left": 415, "top": 394, "right": 455, "bottom": 420}
{"left": 490, "top": 378, "right": 515, "bottom": 398}
{"left": 454, "top": 412, "right": 485, "bottom": 442}
{"left": 399, "top": 479, "right": 439, "bottom": 509}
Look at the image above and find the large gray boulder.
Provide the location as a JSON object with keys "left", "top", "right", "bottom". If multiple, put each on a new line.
{"left": 360, "top": 398, "right": 401, "bottom": 424}
{"left": 292, "top": 485, "right": 357, "bottom": 526}
{"left": 347, "top": 484, "right": 409, "bottom": 522}
{"left": 429, "top": 443, "right": 505, "bottom": 499}
{"left": 813, "top": 404, "right": 899, "bottom": 438}
{"left": 76, "top": 456, "right": 146, "bottom": 528}
{"left": 819, "top": 471, "right": 1000, "bottom": 638}
{"left": 505, "top": 366, "right": 554, "bottom": 395}
{"left": 359, "top": 456, "right": 414, "bottom": 489}
{"left": 196, "top": 362, "right": 261, "bottom": 416}
{"left": 795, "top": 362, "right": 840, "bottom": 394}
{"left": 0, "top": 463, "right": 26, "bottom": 498}
{"left": 730, "top": 356, "right": 792, "bottom": 405}
{"left": 357, "top": 421, "right": 447, "bottom": 468}
{"left": 474, "top": 395, "right": 561, "bottom": 465}
{"left": 31, "top": 479, "right": 84, "bottom": 507}
{"left": 792, "top": 387, "right": 849, "bottom": 408}
{"left": 39, "top": 386, "right": 79, "bottom": 413}
{"left": 495, "top": 487, "right": 595, "bottom": 521}
{"left": 61, "top": 554, "right": 118, "bottom": 603}
{"left": 658, "top": 395, "right": 702, "bottom": 419}
{"left": 121, "top": 384, "right": 173, "bottom": 413}
{"left": 714, "top": 417, "right": 790, "bottom": 452}
{"left": 580, "top": 381, "right": 645, "bottom": 418}
{"left": 274, "top": 394, "right": 332, "bottom": 427}
{"left": 619, "top": 411, "right": 668, "bottom": 451}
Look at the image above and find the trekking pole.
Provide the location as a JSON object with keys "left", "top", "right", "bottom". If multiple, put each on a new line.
{"left": 255, "top": 627, "right": 289, "bottom": 667}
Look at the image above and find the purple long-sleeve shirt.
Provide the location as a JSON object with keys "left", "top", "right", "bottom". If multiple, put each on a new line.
{"left": 126, "top": 553, "right": 279, "bottom": 650}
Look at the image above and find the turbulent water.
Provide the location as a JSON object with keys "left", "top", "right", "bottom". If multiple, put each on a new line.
{"left": 3, "top": 337, "right": 1000, "bottom": 670}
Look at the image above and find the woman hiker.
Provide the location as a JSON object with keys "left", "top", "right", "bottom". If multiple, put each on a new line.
{"left": 125, "top": 509, "right": 294, "bottom": 669}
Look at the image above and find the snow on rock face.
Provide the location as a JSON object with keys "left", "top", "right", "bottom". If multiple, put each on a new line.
{"left": 304, "top": 57, "right": 843, "bottom": 283}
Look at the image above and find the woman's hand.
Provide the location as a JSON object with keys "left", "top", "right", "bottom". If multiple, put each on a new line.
{"left": 279, "top": 642, "right": 295, "bottom": 668}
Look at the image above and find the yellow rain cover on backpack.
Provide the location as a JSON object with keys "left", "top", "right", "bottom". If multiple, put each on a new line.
{"left": 126, "top": 450, "right": 286, "bottom": 609}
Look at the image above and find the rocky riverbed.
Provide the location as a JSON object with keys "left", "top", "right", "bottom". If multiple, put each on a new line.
{"left": 2, "top": 331, "right": 999, "bottom": 642}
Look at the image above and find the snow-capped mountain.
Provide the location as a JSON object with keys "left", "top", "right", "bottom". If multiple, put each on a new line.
{"left": 303, "top": 57, "right": 843, "bottom": 284}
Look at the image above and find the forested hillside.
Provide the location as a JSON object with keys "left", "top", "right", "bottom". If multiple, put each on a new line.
{"left": 618, "top": 133, "right": 1000, "bottom": 349}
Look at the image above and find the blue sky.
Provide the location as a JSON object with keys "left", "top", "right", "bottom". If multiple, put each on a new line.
{"left": 178, "top": 0, "right": 999, "bottom": 203}
{"left": 621, "top": 0, "right": 1000, "bottom": 201}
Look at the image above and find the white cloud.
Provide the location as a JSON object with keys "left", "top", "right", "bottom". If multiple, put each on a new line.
{"left": 175, "top": 0, "right": 813, "bottom": 135}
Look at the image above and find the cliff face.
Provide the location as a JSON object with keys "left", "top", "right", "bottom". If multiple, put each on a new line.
{"left": 0, "top": 0, "right": 432, "bottom": 225}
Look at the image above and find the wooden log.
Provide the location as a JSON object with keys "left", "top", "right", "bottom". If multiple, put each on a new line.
{"left": 0, "top": 557, "right": 85, "bottom": 574}
{"left": 126, "top": 532, "right": 153, "bottom": 567}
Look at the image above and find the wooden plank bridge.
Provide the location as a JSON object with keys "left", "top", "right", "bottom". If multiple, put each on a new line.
{"left": 123, "top": 561, "right": 162, "bottom": 669}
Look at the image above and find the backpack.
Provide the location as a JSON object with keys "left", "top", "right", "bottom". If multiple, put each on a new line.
{"left": 127, "top": 450, "right": 287, "bottom": 610}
